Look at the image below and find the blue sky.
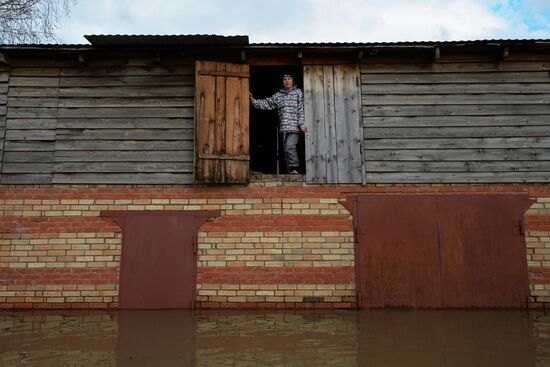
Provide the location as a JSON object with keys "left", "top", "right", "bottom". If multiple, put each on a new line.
{"left": 56, "top": 0, "right": 550, "bottom": 44}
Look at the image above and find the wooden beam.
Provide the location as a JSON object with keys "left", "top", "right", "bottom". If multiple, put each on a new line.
{"left": 241, "top": 49, "right": 246, "bottom": 62}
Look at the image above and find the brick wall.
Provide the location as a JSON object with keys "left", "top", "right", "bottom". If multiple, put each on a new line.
{"left": 1, "top": 179, "right": 549, "bottom": 309}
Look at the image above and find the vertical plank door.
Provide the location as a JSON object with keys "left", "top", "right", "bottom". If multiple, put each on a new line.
{"left": 304, "top": 64, "right": 363, "bottom": 184}
{"left": 195, "top": 61, "right": 249, "bottom": 183}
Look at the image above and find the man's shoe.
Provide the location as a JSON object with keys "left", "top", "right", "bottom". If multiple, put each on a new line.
{"left": 289, "top": 169, "right": 299, "bottom": 174}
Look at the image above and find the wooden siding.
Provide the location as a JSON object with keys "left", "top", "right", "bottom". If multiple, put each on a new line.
{"left": 304, "top": 64, "right": 363, "bottom": 184}
{"left": 361, "top": 61, "right": 550, "bottom": 183}
{"left": 2, "top": 58, "right": 195, "bottom": 184}
{"left": 0, "top": 66, "right": 7, "bottom": 175}
{"left": 3, "top": 66, "right": 57, "bottom": 183}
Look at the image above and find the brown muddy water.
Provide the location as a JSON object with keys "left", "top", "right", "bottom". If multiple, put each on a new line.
{"left": 0, "top": 310, "right": 549, "bottom": 367}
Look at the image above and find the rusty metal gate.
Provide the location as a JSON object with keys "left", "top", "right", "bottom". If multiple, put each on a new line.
{"left": 343, "top": 194, "right": 533, "bottom": 308}
{"left": 101, "top": 211, "right": 220, "bottom": 309}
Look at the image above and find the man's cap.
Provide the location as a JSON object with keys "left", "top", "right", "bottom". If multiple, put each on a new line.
{"left": 282, "top": 71, "right": 295, "bottom": 79}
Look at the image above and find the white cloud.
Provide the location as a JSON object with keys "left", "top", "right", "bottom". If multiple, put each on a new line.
{"left": 55, "top": 0, "right": 550, "bottom": 44}
{"left": 251, "top": 0, "right": 507, "bottom": 42}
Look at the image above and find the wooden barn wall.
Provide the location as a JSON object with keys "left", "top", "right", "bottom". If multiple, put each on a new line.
{"left": 2, "top": 55, "right": 195, "bottom": 184}
{"left": 361, "top": 55, "right": 550, "bottom": 183}
{"left": 0, "top": 65, "right": 7, "bottom": 175}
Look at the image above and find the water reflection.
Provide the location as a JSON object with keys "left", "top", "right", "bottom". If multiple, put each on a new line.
{"left": 0, "top": 309, "right": 548, "bottom": 367}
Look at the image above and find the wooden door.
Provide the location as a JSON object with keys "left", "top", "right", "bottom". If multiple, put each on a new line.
{"left": 195, "top": 61, "right": 250, "bottom": 183}
{"left": 303, "top": 64, "right": 363, "bottom": 184}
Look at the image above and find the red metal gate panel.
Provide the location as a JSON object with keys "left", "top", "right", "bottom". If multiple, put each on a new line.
{"left": 438, "top": 195, "right": 533, "bottom": 308}
{"left": 344, "top": 195, "right": 442, "bottom": 308}
{"left": 344, "top": 194, "right": 534, "bottom": 309}
{"left": 101, "top": 211, "right": 220, "bottom": 309}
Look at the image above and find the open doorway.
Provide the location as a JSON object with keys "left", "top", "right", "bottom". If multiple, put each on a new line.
{"left": 249, "top": 65, "right": 305, "bottom": 174}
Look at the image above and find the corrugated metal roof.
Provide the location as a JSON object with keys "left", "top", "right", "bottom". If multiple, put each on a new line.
{"left": 1, "top": 36, "right": 549, "bottom": 50}
{"left": 248, "top": 39, "right": 550, "bottom": 48}
{"left": 84, "top": 34, "right": 249, "bottom": 46}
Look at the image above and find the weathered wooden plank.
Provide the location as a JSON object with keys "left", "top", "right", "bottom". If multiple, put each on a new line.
{"left": 324, "top": 65, "right": 338, "bottom": 183}
{"left": 365, "top": 160, "right": 550, "bottom": 172}
{"left": 223, "top": 62, "right": 250, "bottom": 183}
{"left": 6, "top": 119, "right": 57, "bottom": 129}
{"left": 57, "top": 97, "right": 194, "bottom": 108}
{"left": 334, "top": 64, "right": 363, "bottom": 183}
{"left": 9, "top": 77, "right": 59, "bottom": 87}
{"left": 304, "top": 65, "right": 328, "bottom": 183}
{"left": 3, "top": 151, "right": 55, "bottom": 163}
{"left": 8, "top": 58, "right": 77, "bottom": 68}
{"left": 0, "top": 95, "right": 6, "bottom": 105}
{"left": 212, "top": 62, "right": 226, "bottom": 182}
{"left": 364, "top": 148, "right": 550, "bottom": 161}
{"left": 53, "top": 162, "right": 193, "bottom": 173}
{"left": 361, "top": 83, "right": 550, "bottom": 94}
{"left": 1, "top": 174, "right": 52, "bottom": 184}
{"left": 60, "top": 65, "right": 194, "bottom": 77}
{"left": 0, "top": 72, "right": 9, "bottom": 83}
{"left": 4, "top": 141, "right": 55, "bottom": 151}
{"left": 0, "top": 84, "right": 8, "bottom": 95}
{"left": 363, "top": 94, "right": 550, "bottom": 105}
{"left": 364, "top": 126, "right": 550, "bottom": 138}
{"left": 9, "top": 68, "right": 60, "bottom": 77}
{"left": 361, "top": 62, "right": 550, "bottom": 73}
{"left": 56, "top": 118, "right": 194, "bottom": 129}
{"left": 55, "top": 140, "right": 194, "bottom": 151}
{"left": 364, "top": 115, "right": 550, "bottom": 127}
{"left": 52, "top": 173, "right": 193, "bottom": 184}
{"left": 8, "top": 87, "right": 59, "bottom": 97}
{"left": 58, "top": 86, "right": 194, "bottom": 98}
{"left": 2, "top": 163, "right": 54, "bottom": 173}
{"left": 7, "top": 97, "right": 58, "bottom": 107}
{"left": 0, "top": 106, "right": 6, "bottom": 116}
{"left": 57, "top": 107, "right": 193, "bottom": 118}
{"left": 7, "top": 107, "right": 57, "bottom": 119}
{"left": 54, "top": 150, "right": 193, "bottom": 162}
{"left": 4, "top": 130, "right": 56, "bottom": 141}
{"left": 59, "top": 75, "right": 194, "bottom": 87}
{"left": 364, "top": 137, "right": 550, "bottom": 149}
{"left": 363, "top": 104, "right": 550, "bottom": 117}
{"left": 194, "top": 60, "right": 217, "bottom": 182}
{"left": 55, "top": 128, "right": 194, "bottom": 140}
{"left": 361, "top": 72, "right": 549, "bottom": 84}
{"left": 365, "top": 171, "right": 550, "bottom": 183}
{"left": 0, "top": 118, "right": 5, "bottom": 127}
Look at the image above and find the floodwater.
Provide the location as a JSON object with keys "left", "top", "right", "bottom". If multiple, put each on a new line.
{"left": 0, "top": 310, "right": 549, "bottom": 367}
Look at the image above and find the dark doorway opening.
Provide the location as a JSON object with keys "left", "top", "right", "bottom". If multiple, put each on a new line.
{"left": 249, "top": 65, "right": 305, "bottom": 174}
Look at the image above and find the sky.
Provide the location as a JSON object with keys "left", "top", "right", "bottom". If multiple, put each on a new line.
{"left": 56, "top": 0, "right": 550, "bottom": 44}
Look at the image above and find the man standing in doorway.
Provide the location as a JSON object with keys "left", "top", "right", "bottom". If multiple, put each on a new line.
{"left": 250, "top": 72, "right": 308, "bottom": 174}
